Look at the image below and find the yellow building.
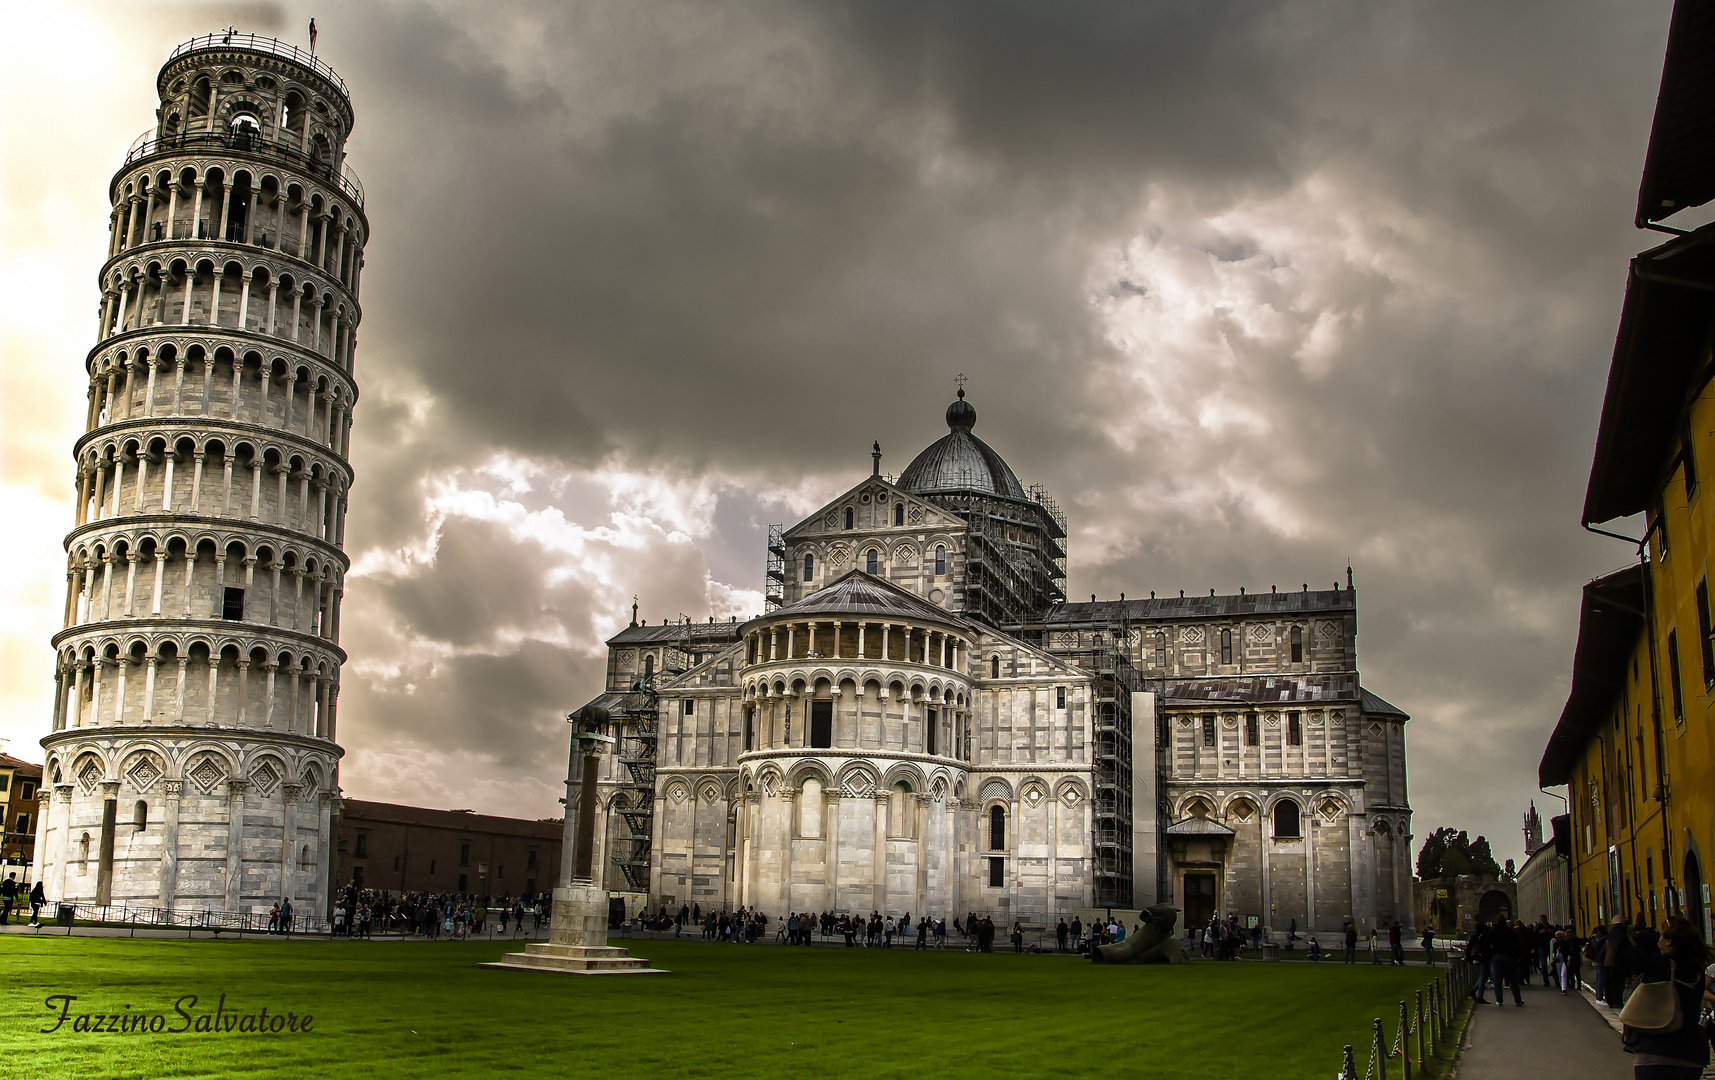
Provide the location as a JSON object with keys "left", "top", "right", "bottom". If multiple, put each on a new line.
{"left": 1539, "top": 0, "right": 1715, "bottom": 941}
{"left": 0, "top": 753, "right": 42, "bottom": 885}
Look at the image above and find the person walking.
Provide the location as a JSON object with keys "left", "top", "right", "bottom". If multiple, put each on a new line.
{"left": 1602, "top": 918, "right": 1630, "bottom": 1009}
{"left": 1056, "top": 919, "right": 1069, "bottom": 952}
{"left": 1369, "top": 926, "right": 1383, "bottom": 964}
{"left": 1486, "top": 919, "right": 1524, "bottom": 1006}
{"left": 1344, "top": 921, "right": 1358, "bottom": 964}
{"left": 1389, "top": 920, "right": 1405, "bottom": 965}
{"left": 1468, "top": 922, "right": 1493, "bottom": 1002}
{"left": 27, "top": 880, "right": 46, "bottom": 926}
{"left": 1011, "top": 920, "right": 1025, "bottom": 955}
{"left": 0, "top": 873, "right": 17, "bottom": 925}
{"left": 1422, "top": 926, "right": 1436, "bottom": 965}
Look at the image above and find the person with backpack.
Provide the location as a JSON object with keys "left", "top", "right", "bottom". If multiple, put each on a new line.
{"left": 1618, "top": 916, "right": 1709, "bottom": 1079}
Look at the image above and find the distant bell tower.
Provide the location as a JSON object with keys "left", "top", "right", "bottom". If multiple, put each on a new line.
{"left": 37, "top": 32, "right": 367, "bottom": 923}
{"left": 1523, "top": 801, "right": 1544, "bottom": 855}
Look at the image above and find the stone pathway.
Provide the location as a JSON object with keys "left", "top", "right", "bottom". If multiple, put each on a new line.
{"left": 1455, "top": 975, "right": 1630, "bottom": 1080}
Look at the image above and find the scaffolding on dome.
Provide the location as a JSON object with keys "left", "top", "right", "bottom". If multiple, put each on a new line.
{"left": 765, "top": 524, "right": 786, "bottom": 611}
{"left": 918, "top": 476, "right": 1066, "bottom": 627}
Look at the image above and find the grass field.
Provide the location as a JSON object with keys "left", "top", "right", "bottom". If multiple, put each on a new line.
{"left": 2, "top": 936, "right": 1459, "bottom": 1079}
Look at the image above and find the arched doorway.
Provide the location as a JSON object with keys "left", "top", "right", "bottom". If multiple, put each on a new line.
{"left": 1184, "top": 873, "right": 1217, "bottom": 931}
{"left": 1478, "top": 890, "right": 1512, "bottom": 924}
{"left": 1685, "top": 849, "right": 1708, "bottom": 942}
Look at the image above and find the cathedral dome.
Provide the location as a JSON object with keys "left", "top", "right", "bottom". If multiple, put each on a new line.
{"left": 897, "top": 389, "right": 1027, "bottom": 499}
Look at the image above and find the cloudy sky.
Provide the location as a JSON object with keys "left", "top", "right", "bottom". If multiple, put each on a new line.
{"left": 0, "top": 0, "right": 1688, "bottom": 868}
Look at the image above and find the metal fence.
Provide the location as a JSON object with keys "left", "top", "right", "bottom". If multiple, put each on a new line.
{"left": 1337, "top": 956, "right": 1475, "bottom": 1080}
{"left": 167, "top": 33, "right": 350, "bottom": 97}
{"left": 35, "top": 900, "right": 317, "bottom": 935}
{"left": 122, "top": 129, "right": 365, "bottom": 208}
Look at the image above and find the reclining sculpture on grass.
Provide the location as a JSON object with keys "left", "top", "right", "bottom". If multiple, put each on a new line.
{"left": 1090, "top": 903, "right": 1191, "bottom": 964}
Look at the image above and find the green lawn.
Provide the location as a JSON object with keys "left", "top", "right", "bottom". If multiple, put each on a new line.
{"left": 2, "top": 936, "right": 1459, "bottom": 1079}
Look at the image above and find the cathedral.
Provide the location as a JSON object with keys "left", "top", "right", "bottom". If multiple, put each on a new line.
{"left": 575, "top": 390, "right": 1415, "bottom": 937}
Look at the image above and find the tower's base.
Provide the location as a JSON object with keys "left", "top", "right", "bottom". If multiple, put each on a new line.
{"left": 483, "top": 884, "right": 665, "bottom": 975}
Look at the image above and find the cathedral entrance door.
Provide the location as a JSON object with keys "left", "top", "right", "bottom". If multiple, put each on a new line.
{"left": 1184, "top": 873, "right": 1217, "bottom": 930}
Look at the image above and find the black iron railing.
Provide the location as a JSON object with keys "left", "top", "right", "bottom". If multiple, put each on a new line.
{"left": 123, "top": 130, "right": 364, "bottom": 208}
{"left": 167, "top": 33, "right": 349, "bottom": 97}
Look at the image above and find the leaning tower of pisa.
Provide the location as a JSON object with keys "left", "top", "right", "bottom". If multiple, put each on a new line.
{"left": 36, "top": 33, "right": 366, "bottom": 923}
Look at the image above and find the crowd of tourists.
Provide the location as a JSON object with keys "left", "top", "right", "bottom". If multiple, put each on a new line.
{"left": 637, "top": 903, "right": 1083, "bottom": 953}
{"left": 1460, "top": 913, "right": 1714, "bottom": 1079}
{"left": 324, "top": 887, "right": 551, "bottom": 938}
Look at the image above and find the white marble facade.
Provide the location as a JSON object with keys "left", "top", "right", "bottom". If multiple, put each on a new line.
{"left": 35, "top": 36, "right": 361, "bottom": 920}
{"left": 580, "top": 396, "right": 1413, "bottom": 935}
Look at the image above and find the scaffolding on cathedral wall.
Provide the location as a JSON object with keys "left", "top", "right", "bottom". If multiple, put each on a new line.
{"left": 1006, "top": 614, "right": 1166, "bottom": 909}
{"left": 610, "top": 616, "right": 746, "bottom": 892}
{"left": 608, "top": 678, "right": 659, "bottom": 892}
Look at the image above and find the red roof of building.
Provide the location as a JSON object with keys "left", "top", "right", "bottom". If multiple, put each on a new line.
{"left": 339, "top": 799, "right": 562, "bottom": 839}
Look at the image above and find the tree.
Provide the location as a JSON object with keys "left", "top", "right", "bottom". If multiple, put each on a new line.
{"left": 1416, "top": 827, "right": 1503, "bottom": 880}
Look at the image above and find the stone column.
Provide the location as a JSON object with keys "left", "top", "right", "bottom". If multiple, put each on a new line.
{"left": 280, "top": 784, "right": 301, "bottom": 906}
{"left": 54, "top": 785, "right": 74, "bottom": 903}
{"left": 915, "top": 793, "right": 929, "bottom": 917}
{"left": 96, "top": 781, "right": 119, "bottom": 906}
{"left": 315, "top": 792, "right": 334, "bottom": 924}
{"left": 825, "top": 789, "right": 841, "bottom": 912}
{"left": 777, "top": 787, "right": 796, "bottom": 914}
{"left": 1305, "top": 809, "right": 1317, "bottom": 933}
{"left": 158, "top": 779, "right": 182, "bottom": 908}
{"left": 744, "top": 792, "right": 761, "bottom": 908}
{"left": 225, "top": 779, "right": 248, "bottom": 911}
{"left": 873, "top": 791, "right": 888, "bottom": 913}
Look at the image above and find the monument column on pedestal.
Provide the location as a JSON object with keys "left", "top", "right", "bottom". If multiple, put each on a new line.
{"left": 487, "top": 706, "right": 665, "bottom": 975}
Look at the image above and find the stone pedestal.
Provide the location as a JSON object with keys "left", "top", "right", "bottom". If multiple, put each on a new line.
{"left": 484, "top": 885, "right": 665, "bottom": 975}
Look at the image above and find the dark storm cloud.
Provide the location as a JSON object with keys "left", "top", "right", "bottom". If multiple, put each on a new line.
{"left": 244, "top": 0, "right": 1675, "bottom": 852}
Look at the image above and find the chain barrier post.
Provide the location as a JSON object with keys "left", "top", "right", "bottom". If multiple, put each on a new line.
{"left": 1416, "top": 990, "right": 1425, "bottom": 1067}
{"left": 1342, "top": 1044, "right": 1356, "bottom": 1080}
{"left": 1430, "top": 981, "right": 1441, "bottom": 1049}
{"left": 1398, "top": 1000, "right": 1411, "bottom": 1080}
{"left": 1374, "top": 1018, "right": 1388, "bottom": 1080}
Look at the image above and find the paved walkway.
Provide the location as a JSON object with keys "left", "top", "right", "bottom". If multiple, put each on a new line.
{"left": 1456, "top": 975, "right": 1630, "bottom": 1080}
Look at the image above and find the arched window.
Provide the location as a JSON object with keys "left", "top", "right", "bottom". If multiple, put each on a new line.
{"left": 844, "top": 507, "right": 854, "bottom": 530}
{"left": 133, "top": 800, "right": 148, "bottom": 829}
{"left": 1273, "top": 800, "right": 1302, "bottom": 838}
{"left": 643, "top": 654, "right": 654, "bottom": 681}
{"left": 890, "top": 781, "right": 915, "bottom": 838}
{"left": 803, "top": 552, "right": 814, "bottom": 581}
{"left": 1154, "top": 632, "right": 1167, "bottom": 668}
{"left": 79, "top": 833, "right": 91, "bottom": 871}
{"left": 866, "top": 550, "right": 878, "bottom": 574}
{"left": 1290, "top": 626, "right": 1304, "bottom": 663}
{"left": 894, "top": 502, "right": 905, "bottom": 526}
{"left": 1220, "top": 628, "right": 1233, "bottom": 665}
{"left": 991, "top": 655, "right": 1000, "bottom": 679}
{"left": 989, "top": 805, "right": 1006, "bottom": 850}
{"left": 189, "top": 76, "right": 212, "bottom": 119}
{"left": 935, "top": 545, "right": 946, "bottom": 575}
